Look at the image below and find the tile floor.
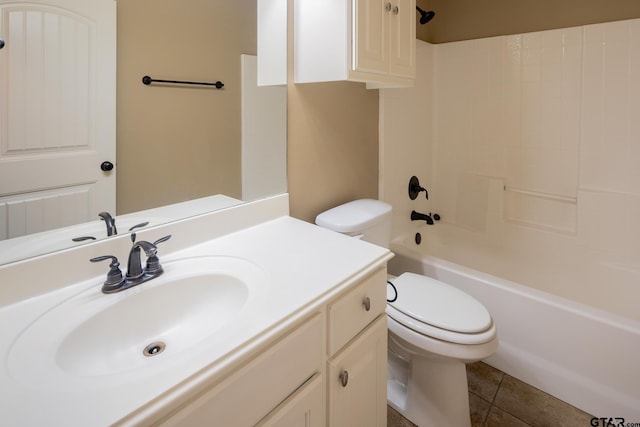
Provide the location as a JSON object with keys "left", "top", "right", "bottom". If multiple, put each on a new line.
{"left": 387, "top": 362, "right": 595, "bottom": 427}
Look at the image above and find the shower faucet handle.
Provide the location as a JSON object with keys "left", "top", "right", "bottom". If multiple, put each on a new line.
{"left": 408, "top": 176, "right": 428, "bottom": 200}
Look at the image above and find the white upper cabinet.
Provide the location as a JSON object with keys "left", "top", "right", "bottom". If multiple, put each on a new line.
{"left": 294, "top": 0, "right": 416, "bottom": 88}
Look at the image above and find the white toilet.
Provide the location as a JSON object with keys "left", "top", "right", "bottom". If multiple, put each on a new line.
{"left": 316, "top": 199, "right": 498, "bottom": 427}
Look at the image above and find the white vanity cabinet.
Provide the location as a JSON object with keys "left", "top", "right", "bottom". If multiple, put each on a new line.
{"left": 0, "top": 199, "right": 394, "bottom": 426}
{"left": 152, "top": 267, "right": 388, "bottom": 427}
{"left": 156, "top": 315, "right": 325, "bottom": 426}
{"left": 294, "top": 0, "right": 416, "bottom": 87}
{"left": 326, "top": 267, "right": 388, "bottom": 426}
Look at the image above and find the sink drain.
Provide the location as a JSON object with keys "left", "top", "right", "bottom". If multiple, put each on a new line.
{"left": 143, "top": 341, "right": 166, "bottom": 357}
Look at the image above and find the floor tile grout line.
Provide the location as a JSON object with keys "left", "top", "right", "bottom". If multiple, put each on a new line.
{"left": 468, "top": 390, "right": 492, "bottom": 426}
{"left": 491, "top": 373, "right": 537, "bottom": 427}
{"left": 491, "top": 371, "right": 506, "bottom": 405}
{"left": 481, "top": 369, "right": 505, "bottom": 426}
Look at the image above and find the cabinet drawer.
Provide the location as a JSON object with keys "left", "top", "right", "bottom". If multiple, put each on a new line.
{"left": 158, "top": 314, "right": 323, "bottom": 426}
{"left": 328, "top": 268, "right": 386, "bottom": 355}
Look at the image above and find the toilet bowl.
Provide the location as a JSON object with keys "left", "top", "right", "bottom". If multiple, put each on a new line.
{"left": 386, "top": 272, "right": 498, "bottom": 426}
{"left": 316, "top": 199, "right": 498, "bottom": 427}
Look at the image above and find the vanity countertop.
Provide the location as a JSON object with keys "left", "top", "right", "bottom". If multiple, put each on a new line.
{"left": 0, "top": 198, "right": 392, "bottom": 425}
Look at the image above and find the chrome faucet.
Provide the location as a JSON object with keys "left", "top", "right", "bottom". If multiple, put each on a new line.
{"left": 98, "top": 211, "right": 118, "bottom": 236}
{"left": 90, "top": 233, "right": 171, "bottom": 294}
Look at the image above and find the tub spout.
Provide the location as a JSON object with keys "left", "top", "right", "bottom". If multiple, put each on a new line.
{"left": 411, "top": 210, "right": 434, "bottom": 225}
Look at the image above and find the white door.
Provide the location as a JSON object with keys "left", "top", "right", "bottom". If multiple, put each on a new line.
{"left": 0, "top": 0, "right": 115, "bottom": 239}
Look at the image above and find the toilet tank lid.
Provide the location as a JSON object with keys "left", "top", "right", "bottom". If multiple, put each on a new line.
{"left": 315, "top": 199, "right": 392, "bottom": 233}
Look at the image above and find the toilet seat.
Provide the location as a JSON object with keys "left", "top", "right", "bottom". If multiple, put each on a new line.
{"left": 387, "top": 273, "right": 496, "bottom": 345}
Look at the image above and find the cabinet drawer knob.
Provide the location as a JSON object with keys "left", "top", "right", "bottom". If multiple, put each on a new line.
{"left": 393, "top": 5, "right": 399, "bottom": 15}
{"left": 362, "top": 297, "right": 371, "bottom": 311}
{"left": 385, "top": 2, "right": 392, "bottom": 12}
{"left": 339, "top": 370, "right": 349, "bottom": 387}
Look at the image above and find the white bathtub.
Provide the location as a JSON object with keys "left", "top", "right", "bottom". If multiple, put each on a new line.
{"left": 389, "top": 230, "right": 640, "bottom": 420}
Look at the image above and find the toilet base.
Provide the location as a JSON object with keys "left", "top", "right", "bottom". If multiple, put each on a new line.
{"left": 387, "top": 347, "right": 472, "bottom": 427}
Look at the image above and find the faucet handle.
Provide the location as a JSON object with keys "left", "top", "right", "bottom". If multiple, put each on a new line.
{"left": 90, "top": 255, "right": 124, "bottom": 292}
{"left": 153, "top": 235, "right": 171, "bottom": 246}
{"left": 128, "top": 222, "right": 149, "bottom": 232}
{"left": 408, "top": 176, "right": 429, "bottom": 200}
{"left": 145, "top": 235, "right": 171, "bottom": 273}
{"left": 130, "top": 233, "right": 171, "bottom": 247}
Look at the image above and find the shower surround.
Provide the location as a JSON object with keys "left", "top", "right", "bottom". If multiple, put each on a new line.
{"left": 379, "top": 19, "right": 640, "bottom": 416}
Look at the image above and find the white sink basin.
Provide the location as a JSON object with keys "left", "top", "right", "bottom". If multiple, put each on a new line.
{"left": 8, "top": 256, "right": 267, "bottom": 389}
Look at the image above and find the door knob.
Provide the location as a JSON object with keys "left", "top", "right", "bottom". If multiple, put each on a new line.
{"left": 101, "top": 161, "right": 114, "bottom": 171}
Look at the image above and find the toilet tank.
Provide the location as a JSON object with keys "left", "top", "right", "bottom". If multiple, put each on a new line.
{"left": 315, "top": 199, "right": 393, "bottom": 248}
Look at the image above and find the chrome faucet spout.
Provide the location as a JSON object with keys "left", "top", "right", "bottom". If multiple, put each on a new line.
{"left": 98, "top": 212, "right": 118, "bottom": 236}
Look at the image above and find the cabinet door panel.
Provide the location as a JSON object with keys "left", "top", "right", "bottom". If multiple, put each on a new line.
{"left": 328, "top": 315, "right": 387, "bottom": 427}
{"left": 257, "top": 374, "right": 324, "bottom": 427}
{"left": 159, "top": 315, "right": 323, "bottom": 426}
{"left": 388, "top": 0, "right": 415, "bottom": 77}
{"left": 353, "top": 0, "right": 387, "bottom": 74}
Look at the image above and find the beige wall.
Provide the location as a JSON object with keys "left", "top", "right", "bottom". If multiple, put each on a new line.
{"left": 116, "top": 0, "right": 255, "bottom": 214}
{"left": 287, "top": 82, "right": 379, "bottom": 223}
{"left": 418, "top": 0, "right": 640, "bottom": 43}
{"left": 117, "top": 0, "right": 379, "bottom": 224}
{"left": 287, "top": 0, "right": 640, "bottom": 223}
{"left": 285, "top": 0, "right": 379, "bottom": 223}
{"left": 118, "top": 1, "right": 640, "bottom": 221}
